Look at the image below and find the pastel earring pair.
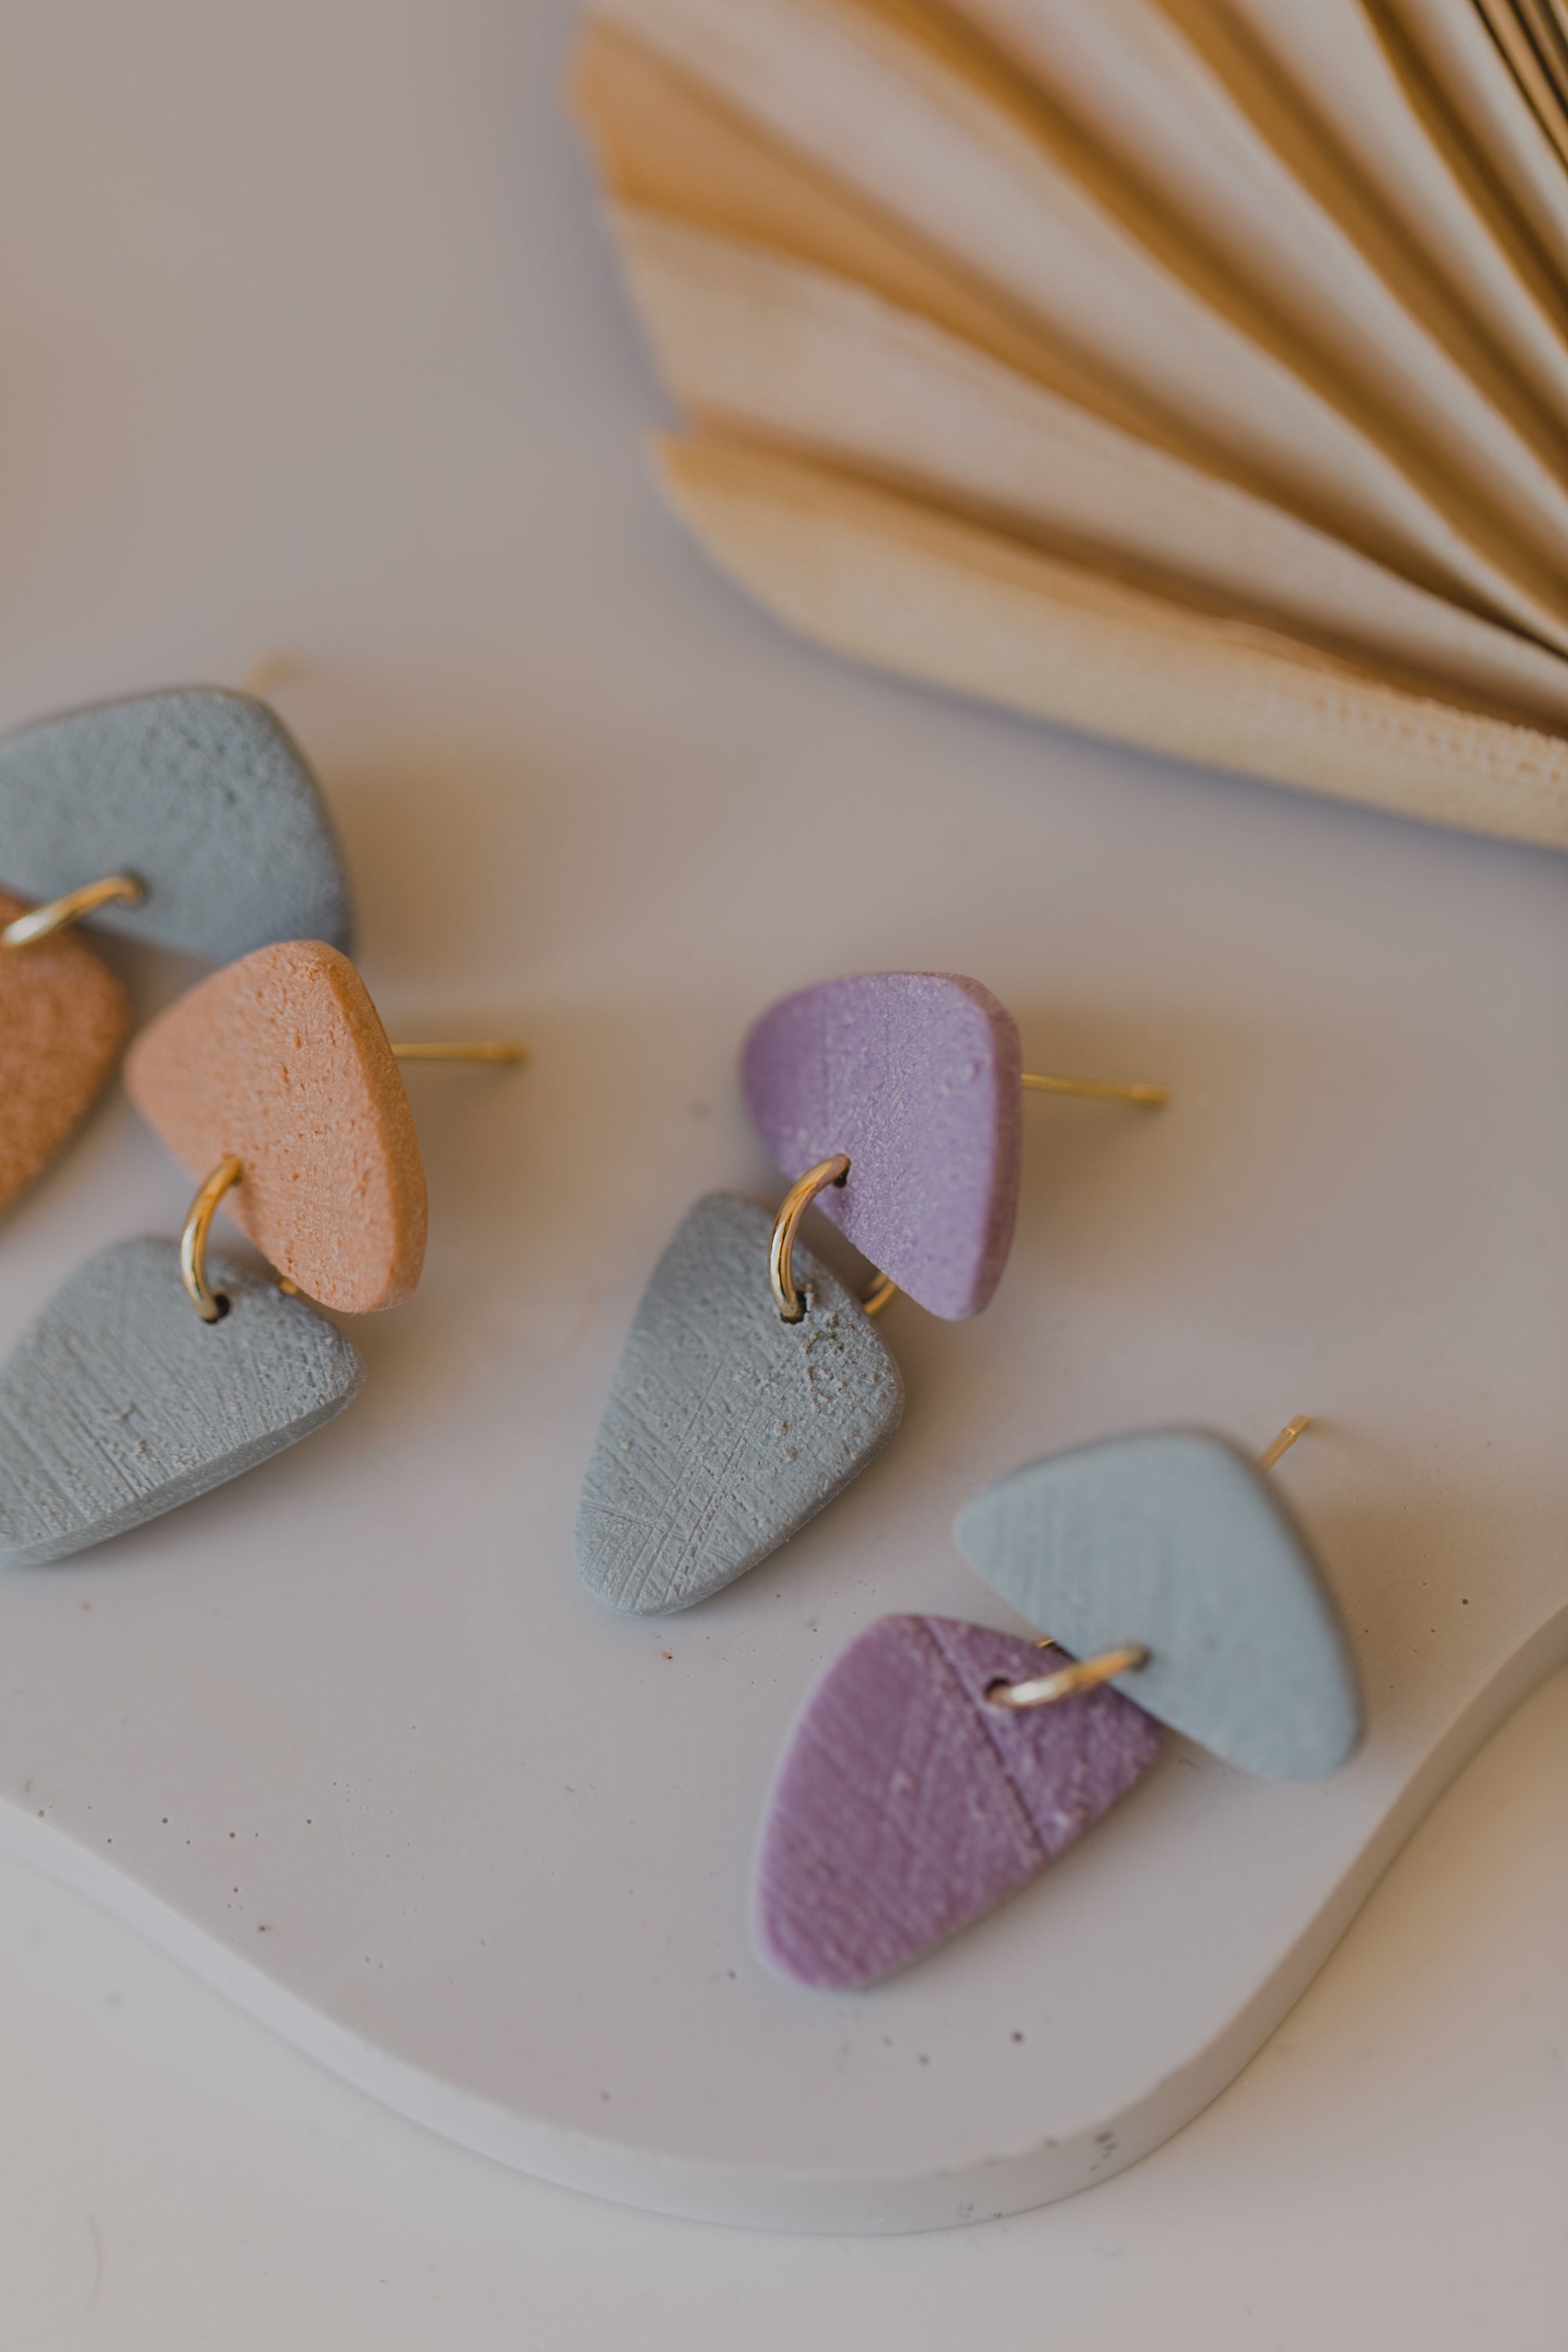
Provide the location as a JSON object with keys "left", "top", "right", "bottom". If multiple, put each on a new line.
{"left": 575, "top": 971, "right": 1164, "bottom": 1615}
{"left": 753, "top": 1418, "right": 1363, "bottom": 1991}
{"left": 0, "top": 680, "right": 521, "bottom": 1561}
{"left": 0, "top": 684, "right": 351, "bottom": 1219}
{"left": 0, "top": 938, "right": 521, "bottom": 1566}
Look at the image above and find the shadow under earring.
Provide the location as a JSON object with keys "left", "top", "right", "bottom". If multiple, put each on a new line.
{"left": 0, "top": 940, "right": 521, "bottom": 1566}
{"left": 0, "top": 685, "right": 350, "bottom": 1218}
{"left": 575, "top": 971, "right": 1164, "bottom": 1615}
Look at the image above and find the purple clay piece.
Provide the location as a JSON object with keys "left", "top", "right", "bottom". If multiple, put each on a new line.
{"left": 753, "top": 1615, "right": 1163, "bottom": 1991}
{"left": 740, "top": 972, "right": 1022, "bottom": 1320}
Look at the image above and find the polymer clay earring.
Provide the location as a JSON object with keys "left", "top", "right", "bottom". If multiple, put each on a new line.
{"left": 753, "top": 1418, "right": 1362, "bottom": 1991}
{"left": 0, "top": 686, "right": 350, "bottom": 1219}
{"left": 0, "top": 941, "right": 521, "bottom": 1566}
{"left": 575, "top": 971, "right": 1164, "bottom": 1616}
{"left": 0, "top": 887, "right": 131, "bottom": 1225}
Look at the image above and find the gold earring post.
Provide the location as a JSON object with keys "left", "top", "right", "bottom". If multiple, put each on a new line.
{"left": 0, "top": 873, "right": 144, "bottom": 950}
{"left": 389, "top": 1041, "right": 528, "bottom": 1064}
{"left": 1021, "top": 1071, "right": 1167, "bottom": 1107}
{"left": 1258, "top": 1414, "right": 1312, "bottom": 1472}
{"left": 180, "top": 1156, "right": 245, "bottom": 1322}
{"left": 239, "top": 652, "right": 293, "bottom": 700}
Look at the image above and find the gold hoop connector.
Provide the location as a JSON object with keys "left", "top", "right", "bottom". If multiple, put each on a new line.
{"left": 180, "top": 1156, "right": 244, "bottom": 1323}
{"left": 768, "top": 1154, "right": 850, "bottom": 1323}
{"left": 0, "top": 873, "right": 144, "bottom": 950}
{"left": 985, "top": 1641, "right": 1149, "bottom": 1710}
{"left": 1021, "top": 1072, "right": 1167, "bottom": 1107}
{"left": 1258, "top": 1414, "right": 1312, "bottom": 1472}
{"left": 861, "top": 1269, "right": 899, "bottom": 1316}
{"left": 389, "top": 1041, "right": 528, "bottom": 1063}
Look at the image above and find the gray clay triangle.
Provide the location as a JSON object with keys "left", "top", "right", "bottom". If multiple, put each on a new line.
{"left": 0, "top": 689, "right": 352, "bottom": 958}
{"left": 0, "top": 1237, "right": 365, "bottom": 1566}
{"left": 955, "top": 1431, "right": 1362, "bottom": 1779}
{"left": 575, "top": 1192, "right": 905, "bottom": 1615}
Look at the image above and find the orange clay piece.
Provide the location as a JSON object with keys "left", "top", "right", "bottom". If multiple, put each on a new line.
{"left": 0, "top": 888, "right": 130, "bottom": 1218}
{"left": 125, "top": 940, "right": 426, "bottom": 1315}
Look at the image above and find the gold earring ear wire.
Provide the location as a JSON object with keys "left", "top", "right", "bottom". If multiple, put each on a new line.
{"left": 1020, "top": 1071, "right": 1167, "bottom": 1107}
{"left": 985, "top": 1415, "right": 1312, "bottom": 1711}
{"left": 180, "top": 1156, "right": 245, "bottom": 1322}
{"left": 388, "top": 1041, "right": 528, "bottom": 1064}
{"left": 0, "top": 873, "right": 144, "bottom": 949}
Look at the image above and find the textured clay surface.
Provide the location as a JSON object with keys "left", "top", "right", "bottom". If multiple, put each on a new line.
{"left": 125, "top": 940, "right": 426, "bottom": 1315}
{"left": 740, "top": 971, "right": 1022, "bottom": 1320}
{"left": 0, "top": 890, "right": 130, "bottom": 1217}
{"left": 956, "top": 1431, "right": 1363, "bottom": 1780}
{"left": 753, "top": 1615, "right": 1163, "bottom": 1989}
{"left": 576, "top": 1192, "right": 905, "bottom": 1613}
{"left": 0, "top": 1237, "right": 365, "bottom": 1566}
{"left": 0, "top": 688, "right": 353, "bottom": 958}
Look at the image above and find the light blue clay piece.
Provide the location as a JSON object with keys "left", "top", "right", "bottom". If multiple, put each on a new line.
{"left": 0, "top": 1237, "right": 365, "bottom": 1566}
{"left": 954, "top": 1431, "right": 1362, "bottom": 1779}
{"left": 576, "top": 1192, "right": 905, "bottom": 1615}
{"left": 0, "top": 689, "right": 352, "bottom": 957}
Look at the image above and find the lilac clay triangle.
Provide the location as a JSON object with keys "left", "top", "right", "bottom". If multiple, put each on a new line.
{"left": 741, "top": 973, "right": 1022, "bottom": 1319}
{"left": 753, "top": 1616, "right": 1162, "bottom": 1991}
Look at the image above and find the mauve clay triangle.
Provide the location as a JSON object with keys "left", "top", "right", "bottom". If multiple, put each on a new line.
{"left": 740, "top": 973, "right": 1022, "bottom": 1319}
{"left": 753, "top": 1616, "right": 1163, "bottom": 1990}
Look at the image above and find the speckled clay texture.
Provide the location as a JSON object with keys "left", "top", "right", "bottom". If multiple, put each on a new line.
{"left": 753, "top": 1615, "right": 1163, "bottom": 1989}
{"left": 741, "top": 971, "right": 1022, "bottom": 1320}
{"left": 575, "top": 1192, "right": 905, "bottom": 1613}
{"left": 125, "top": 940, "right": 426, "bottom": 1316}
{"left": 956, "top": 1431, "right": 1363, "bottom": 1780}
{"left": 0, "top": 891, "right": 129, "bottom": 1217}
{"left": 0, "top": 688, "right": 352, "bottom": 958}
{"left": 0, "top": 1237, "right": 365, "bottom": 1566}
